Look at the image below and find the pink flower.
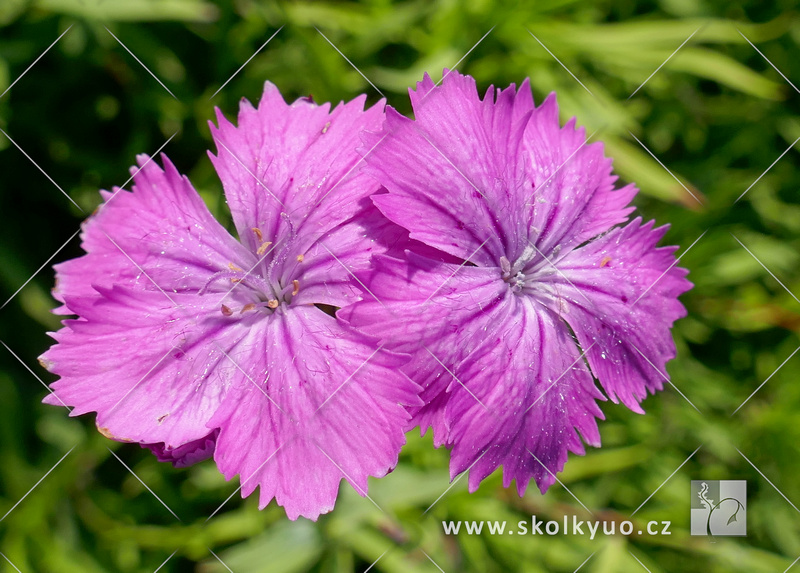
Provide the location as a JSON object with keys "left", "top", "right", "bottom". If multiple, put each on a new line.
{"left": 342, "top": 71, "right": 692, "bottom": 494}
{"left": 41, "top": 83, "right": 419, "bottom": 520}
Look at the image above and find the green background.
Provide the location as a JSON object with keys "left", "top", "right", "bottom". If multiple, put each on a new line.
{"left": 1, "top": 0, "right": 799, "bottom": 571}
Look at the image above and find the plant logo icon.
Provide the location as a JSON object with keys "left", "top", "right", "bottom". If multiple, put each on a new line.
{"left": 691, "top": 480, "right": 746, "bottom": 537}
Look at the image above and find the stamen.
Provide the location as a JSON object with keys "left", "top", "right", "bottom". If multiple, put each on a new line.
{"left": 228, "top": 262, "right": 243, "bottom": 272}
{"left": 267, "top": 299, "right": 279, "bottom": 309}
{"left": 257, "top": 241, "right": 273, "bottom": 256}
{"left": 252, "top": 227, "right": 264, "bottom": 242}
{"left": 500, "top": 256, "right": 511, "bottom": 277}
{"left": 292, "top": 279, "right": 300, "bottom": 296}
{"left": 513, "top": 244, "right": 537, "bottom": 274}
{"left": 240, "top": 303, "right": 256, "bottom": 314}
{"left": 221, "top": 304, "right": 233, "bottom": 316}
{"left": 296, "top": 254, "right": 304, "bottom": 262}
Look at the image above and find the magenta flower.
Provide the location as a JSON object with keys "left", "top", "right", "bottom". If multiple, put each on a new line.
{"left": 40, "top": 83, "right": 420, "bottom": 520}
{"left": 341, "top": 71, "right": 692, "bottom": 494}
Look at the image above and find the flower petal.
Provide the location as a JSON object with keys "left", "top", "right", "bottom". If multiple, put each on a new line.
{"left": 209, "top": 306, "right": 420, "bottom": 520}
{"left": 363, "top": 71, "right": 636, "bottom": 268}
{"left": 42, "top": 288, "right": 251, "bottom": 448}
{"left": 53, "top": 154, "right": 253, "bottom": 314}
{"left": 522, "top": 94, "right": 636, "bottom": 255}
{"left": 363, "top": 73, "right": 534, "bottom": 266}
{"left": 341, "top": 254, "right": 605, "bottom": 494}
{"left": 143, "top": 429, "right": 219, "bottom": 468}
{"left": 444, "top": 301, "right": 604, "bottom": 494}
{"left": 209, "top": 83, "right": 385, "bottom": 253}
{"left": 538, "top": 218, "right": 691, "bottom": 411}
{"left": 290, "top": 199, "right": 413, "bottom": 308}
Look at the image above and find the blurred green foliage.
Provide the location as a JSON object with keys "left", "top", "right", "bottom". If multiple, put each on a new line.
{"left": 1, "top": 0, "right": 800, "bottom": 571}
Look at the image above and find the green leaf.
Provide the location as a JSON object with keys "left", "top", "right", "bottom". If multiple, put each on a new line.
{"left": 33, "top": 0, "right": 219, "bottom": 22}
{"left": 0, "top": 0, "right": 27, "bottom": 26}
{"left": 198, "top": 520, "right": 323, "bottom": 573}
{"left": 604, "top": 136, "right": 702, "bottom": 204}
{"left": 671, "top": 48, "right": 783, "bottom": 99}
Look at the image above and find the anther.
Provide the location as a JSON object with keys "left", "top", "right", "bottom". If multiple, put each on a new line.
{"left": 267, "top": 299, "right": 279, "bottom": 309}
{"left": 252, "top": 227, "right": 263, "bottom": 242}
{"left": 296, "top": 254, "right": 304, "bottom": 262}
{"left": 228, "top": 262, "right": 243, "bottom": 272}
{"left": 256, "top": 241, "right": 273, "bottom": 256}
{"left": 221, "top": 304, "right": 233, "bottom": 316}
{"left": 500, "top": 256, "right": 511, "bottom": 277}
{"left": 292, "top": 280, "right": 300, "bottom": 296}
{"left": 240, "top": 303, "right": 256, "bottom": 314}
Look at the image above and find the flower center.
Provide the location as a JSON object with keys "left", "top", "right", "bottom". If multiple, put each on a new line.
{"left": 199, "top": 227, "right": 305, "bottom": 317}
{"left": 499, "top": 243, "right": 560, "bottom": 295}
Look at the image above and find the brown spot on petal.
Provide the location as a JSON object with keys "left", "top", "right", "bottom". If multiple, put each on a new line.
{"left": 38, "top": 357, "right": 53, "bottom": 371}
{"left": 97, "top": 425, "right": 133, "bottom": 442}
{"left": 322, "top": 121, "right": 330, "bottom": 134}
{"left": 97, "top": 426, "right": 115, "bottom": 439}
{"left": 157, "top": 413, "right": 169, "bottom": 423}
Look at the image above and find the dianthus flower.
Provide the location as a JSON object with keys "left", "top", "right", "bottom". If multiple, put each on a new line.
{"left": 341, "top": 71, "right": 692, "bottom": 494}
{"left": 40, "top": 83, "right": 419, "bottom": 520}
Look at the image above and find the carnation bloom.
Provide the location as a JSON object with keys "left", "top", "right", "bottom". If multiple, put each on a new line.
{"left": 40, "top": 83, "right": 419, "bottom": 520}
{"left": 341, "top": 71, "right": 692, "bottom": 494}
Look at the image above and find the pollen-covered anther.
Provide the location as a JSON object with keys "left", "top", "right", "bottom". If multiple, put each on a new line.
{"left": 292, "top": 280, "right": 300, "bottom": 296}
{"left": 256, "top": 241, "right": 273, "bottom": 256}
{"left": 296, "top": 254, "right": 305, "bottom": 262}
{"left": 267, "top": 299, "right": 279, "bottom": 309}
{"left": 499, "top": 255, "right": 529, "bottom": 293}
{"left": 240, "top": 303, "right": 257, "bottom": 314}
{"left": 252, "top": 227, "right": 264, "bottom": 242}
{"left": 221, "top": 304, "right": 233, "bottom": 316}
{"left": 228, "top": 262, "right": 243, "bottom": 272}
